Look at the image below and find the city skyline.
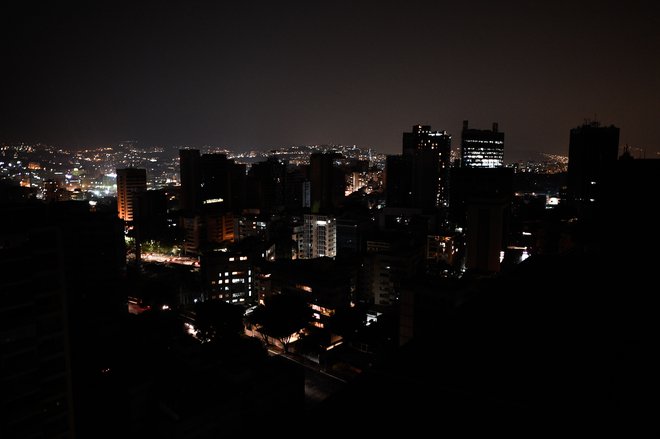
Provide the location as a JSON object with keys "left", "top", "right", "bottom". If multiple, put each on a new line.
{"left": 2, "top": 1, "right": 659, "bottom": 156}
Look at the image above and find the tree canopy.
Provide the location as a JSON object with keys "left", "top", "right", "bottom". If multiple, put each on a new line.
{"left": 249, "top": 294, "right": 310, "bottom": 350}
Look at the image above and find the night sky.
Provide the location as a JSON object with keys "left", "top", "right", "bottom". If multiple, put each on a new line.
{"left": 2, "top": 0, "right": 659, "bottom": 157}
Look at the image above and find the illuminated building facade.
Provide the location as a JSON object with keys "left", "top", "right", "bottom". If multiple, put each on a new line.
{"left": 461, "top": 120, "right": 505, "bottom": 168}
{"left": 116, "top": 168, "right": 146, "bottom": 222}
{"left": 299, "top": 214, "right": 336, "bottom": 259}
{"left": 202, "top": 251, "right": 253, "bottom": 304}
{"left": 206, "top": 212, "right": 235, "bottom": 244}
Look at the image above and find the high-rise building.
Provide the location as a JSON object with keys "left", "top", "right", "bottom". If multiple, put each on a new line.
{"left": 116, "top": 168, "right": 147, "bottom": 222}
{"left": 179, "top": 149, "right": 201, "bottom": 212}
{"left": 1, "top": 202, "right": 126, "bottom": 438}
{"left": 361, "top": 232, "right": 423, "bottom": 306}
{"left": 449, "top": 167, "right": 513, "bottom": 273}
{"left": 206, "top": 212, "right": 235, "bottom": 244}
{"left": 182, "top": 215, "right": 203, "bottom": 255}
{"left": 461, "top": 120, "right": 505, "bottom": 168}
{"left": 247, "top": 157, "right": 286, "bottom": 213}
{"left": 310, "top": 153, "right": 344, "bottom": 213}
{"left": 179, "top": 151, "right": 245, "bottom": 253}
{"left": 298, "top": 214, "right": 336, "bottom": 259}
{"left": 198, "top": 153, "right": 246, "bottom": 213}
{"left": 386, "top": 125, "right": 451, "bottom": 210}
{"left": 402, "top": 125, "right": 452, "bottom": 208}
{"left": 134, "top": 189, "right": 168, "bottom": 241}
{"left": 1, "top": 209, "right": 74, "bottom": 439}
{"left": 567, "top": 121, "right": 619, "bottom": 203}
{"left": 465, "top": 197, "right": 508, "bottom": 273}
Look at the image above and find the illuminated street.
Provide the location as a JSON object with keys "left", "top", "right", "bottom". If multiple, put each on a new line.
{"left": 140, "top": 253, "right": 199, "bottom": 266}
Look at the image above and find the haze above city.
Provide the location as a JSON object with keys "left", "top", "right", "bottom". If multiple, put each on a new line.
{"left": 2, "top": 0, "right": 659, "bottom": 157}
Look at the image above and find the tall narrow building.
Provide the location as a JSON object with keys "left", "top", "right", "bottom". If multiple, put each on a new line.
{"left": 310, "top": 153, "right": 344, "bottom": 213}
{"left": 116, "top": 168, "right": 147, "bottom": 222}
{"left": 461, "top": 121, "right": 505, "bottom": 168}
{"left": 298, "top": 214, "right": 337, "bottom": 259}
{"left": 1, "top": 207, "right": 74, "bottom": 439}
{"left": 567, "top": 121, "right": 619, "bottom": 204}
{"left": 179, "top": 149, "right": 201, "bottom": 212}
{"left": 387, "top": 124, "right": 452, "bottom": 210}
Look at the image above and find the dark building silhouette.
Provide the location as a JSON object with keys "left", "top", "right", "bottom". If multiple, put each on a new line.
{"left": 116, "top": 168, "right": 147, "bottom": 222}
{"left": 284, "top": 166, "right": 307, "bottom": 212}
{"left": 461, "top": 120, "right": 505, "bottom": 168}
{"left": 361, "top": 232, "right": 423, "bottom": 306}
{"left": 179, "top": 150, "right": 246, "bottom": 214}
{"left": 1, "top": 202, "right": 125, "bottom": 438}
{"left": 247, "top": 157, "right": 287, "bottom": 214}
{"left": 179, "top": 149, "right": 201, "bottom": 212}
{"left": 450, "top": 168, "right": 513, "bottom": 273}
{"left": 403, "top": 124, "right": 452, "bottom": 208}
{"left": 567, "top": 121, "right": 619, "bottom": 204}
{"left": 465, "top": 197, "right": 507, "bottom": 273}
{"left": 336, "top": 213, "right": 374, "bottom": 255}
{"left": 1, "top": 210, "right": 75, "bottom": 438}
{"left": 385, "top": 154, "right": 413, "bottom": 208}
{"left": 199, "top": 153, "right": 232, "bottom": 212}
{"left": 179, "top": 151, "right": 247, "bottom": 253}
{"left": 257, "top": 258, "right": 356, "bottom": 329}
{"left": 310, "top": 153, "right": 344, "bottom": 213}
{"left": 134, "top": 189, "right": 168, "bottom": 241}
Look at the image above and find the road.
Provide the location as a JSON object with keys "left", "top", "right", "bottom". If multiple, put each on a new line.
{"left": 139, "top": 253, "right": 199, "bottom": 266}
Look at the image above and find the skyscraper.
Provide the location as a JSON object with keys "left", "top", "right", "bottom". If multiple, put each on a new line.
{"left": 1, "top": 202, "right": 126, "bottom": 438}
{"left": 179, "top": 151, "right": 245, "bottom": 254}
{"left": 116, "top": 168, "right": 147, "bottom": 222}
{"left": 179, "top": 149, "right": 201, "bottom": 212}
{"left": 567, "top": 121, "right": 619, "bottom": 204}
{"left": 402, "top": 125, "right": 452, "bottom": 208}
{"left": 461, "top": 120, "right": 505, "bottom": 168}
{"left": 310, "top": 153, "right": 344, "bottom": 213}
{"left": 247, "top": 157, "right": 287, "bottom": 213}
{"left": 1, "top": 207, "right": 74, "bottom": 438}
{"left": 199, "top": 153, "right": 246, "bottom": 213}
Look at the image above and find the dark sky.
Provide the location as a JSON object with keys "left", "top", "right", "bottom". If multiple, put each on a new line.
{"left": 2, "top": 0, "right": 659, "bottom": 157}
